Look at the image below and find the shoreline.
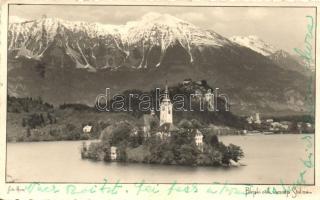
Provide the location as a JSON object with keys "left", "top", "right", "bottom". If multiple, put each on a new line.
{"left": 7, "top": 132, "right": 314, "bottom": 143}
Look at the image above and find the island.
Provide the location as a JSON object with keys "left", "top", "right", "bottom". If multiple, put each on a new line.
{"left": 80, "top": 83, "right": 244, "bottom": 167}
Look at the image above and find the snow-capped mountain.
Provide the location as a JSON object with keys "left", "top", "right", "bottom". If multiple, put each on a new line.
{"left": 8, "top": 13, "right": 232, "bottom": 70}
{"left": 230, "top": 35, "right": 314, "bottom": 75}
{"left": 7, "top": 13, "right": 312, "bottom": 115}
{"left": 229, "top": 35, "right": 277, "bottom": 56}
{"left": 268, "top": 50, "right": 312, "bottom": 76}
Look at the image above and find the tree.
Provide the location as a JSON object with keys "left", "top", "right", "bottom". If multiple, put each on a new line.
{"left": 117, "top": 143, "right": 128, "bottom": 162}
{"left": 26, "top": 128, "right": 31, "bottom": 137}
{"left": 87, "top": 142, "right": 105, "bottom": 161}
{"left": 178, "top": 119, "right": 193, "bottom": 129}
{"left": 227, "top": 144, "right": 244, "bottom": 162}
{"left": 176, "top": 144, "right": 198, "bottom": 165}
{"left": 110, "top": 122, "right": 132, "bottom": 146}
{"left": 47, "top": 112, "right": 53, "bottom": 124}
{"left": 65, "top": 123, "right": 80, "bottom": 140}
{"left": 207, "top": 146, "right": 223, "bottom": 166}
{"left": 27, "top": 113, "right": 44, "bottom": 129}
{"left": 202, "top": 128, "right": 220, "bottom": 147}
{"left": 218, "top": 143, "right": 244, "bottom": 165}
{"left": 40, "top": 113, "right": 45, "bottom": 125}
{"left": 128, "top": 135, "right": 140, "bottom": 148}
{"left": 197, "top": 153, "right": 212, "bottom": 166}
{"left": 22, "top": 118, "right": 26, "bottom": 127}
{"left": 149, "top": 119, "right": 159, "bottom": 131}
{"left": 191, "top": 119, "right": 202, "bottom": 129}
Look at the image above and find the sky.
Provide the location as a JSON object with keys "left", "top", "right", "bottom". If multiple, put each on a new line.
{"left": 9, "top": 5, "right": 316, "bottom": 53}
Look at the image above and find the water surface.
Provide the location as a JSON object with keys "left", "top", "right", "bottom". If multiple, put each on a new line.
{"left": 7, "top": 134, "right": 314, "bottom": 184}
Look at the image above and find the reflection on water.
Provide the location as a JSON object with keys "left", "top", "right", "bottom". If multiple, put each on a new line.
{"left": 7, "top": 134, "right": 314, "bottom": 184}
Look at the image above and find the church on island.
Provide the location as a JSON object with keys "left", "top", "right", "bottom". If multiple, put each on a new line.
{"left": 82, "top": 83, "right": 205, "bottom": 161}
{"left": 81, "top": 82, "right": 244, "bottom": 165}
{"left": 142, "top": 83, "right": 204, "bottom": 152}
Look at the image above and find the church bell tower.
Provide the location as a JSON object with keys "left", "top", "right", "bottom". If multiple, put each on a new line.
{"left": 160, "top": 82, "right": 173, "bottom": 126}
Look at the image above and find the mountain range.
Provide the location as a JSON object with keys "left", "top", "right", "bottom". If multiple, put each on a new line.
{"left": 7, "top": 13, "right": 314, "bottom": 116}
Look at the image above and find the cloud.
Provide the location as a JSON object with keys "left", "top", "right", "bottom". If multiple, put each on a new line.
{"left": 9, "top": 16, "right": 27, "bottom": 23}
{"left": 176, "top": 12, "right": 206, "bottom": 23}
{"left": 210, "top": 8, "right": 228, "bottom": 20}
{"left": 245, "top": 8, "right": 269, "bottom": 20}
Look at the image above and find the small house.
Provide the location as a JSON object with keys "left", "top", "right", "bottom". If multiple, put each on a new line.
{"left": 193, "top": 129, "right": 204, "bottom": 152}
{"left": 254, "top": 113, "right": 261, "bottom": 124}
{"left": 83, "top": 125, "right": 92, "bottom": 133}
{"left": 183, "top": 78, "right": 192, "bottom": 85}
{"left": 246, "top": 116, "right": 254, "bottom": 124}
{"left": 110, "top": 146, "right": 117, "bottom": 160}
{"left": 266, "top": 119, "right": 274, "bottom": 123}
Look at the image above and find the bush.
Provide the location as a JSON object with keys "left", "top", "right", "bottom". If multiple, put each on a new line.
{"left": 176, "top": 144, "right": 198, "bottom": 165}
{"left": 145, "top": 131, "right": 199, "bottom": 165}
{"left": 64, "top": 123, "right": 81, "bottom": 140}
{"left": 227, "top": 144, "right": 244, "bottom": 162}
{"left": 207, "top": 146, "right": 223, "bottom": 166}
{"left": 218, "top": 143, "right": 244, "bottom": 165}
{"left": 110, "top": 122, "right": 132, "bottom": 146}
{"left": 87, "top": 142, "right": 108, "bottom": 161}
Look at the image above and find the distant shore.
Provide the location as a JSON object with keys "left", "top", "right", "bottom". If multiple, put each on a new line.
{"left": 7, "top": 131, "right": 314, "bottom": 143}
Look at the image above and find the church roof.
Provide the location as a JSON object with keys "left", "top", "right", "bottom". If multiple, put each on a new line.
{"left": 158, "top": 123, "right": 179, "bottom": 132}
{"left": 192, "top": 129, "right": 203, "bottom": 136}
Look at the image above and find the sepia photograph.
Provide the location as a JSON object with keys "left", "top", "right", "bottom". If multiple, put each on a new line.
{"left": 5, "top": 4, "right": 315, "bottom": 185}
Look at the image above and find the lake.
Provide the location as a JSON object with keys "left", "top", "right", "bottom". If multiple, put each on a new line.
{"left": 6, "top": 134, "right": 314, "bottom": 184}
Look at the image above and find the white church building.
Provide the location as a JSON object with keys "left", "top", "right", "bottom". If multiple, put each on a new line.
{"left": 159, "top": 83, "right": 173, "bottom": 126}
{"left": 154, "top": 82, "right": 204, "bottom": 150}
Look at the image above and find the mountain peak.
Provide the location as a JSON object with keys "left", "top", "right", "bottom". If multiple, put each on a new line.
{"left": 247, "top": 35, "right": 260, "bottom": 40}
{"left": 272, "top": 49, "right": 289, "bottom": 58}
{"left": 229, "top": 35, "right": 278, "bottom": 56}
{"left": 8, "top": 13, "right": 231, "bottom": 69}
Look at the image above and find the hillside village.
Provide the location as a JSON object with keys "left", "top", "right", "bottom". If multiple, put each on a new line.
{"left": 244, "top": 112, "right": 314, "bottom": 134}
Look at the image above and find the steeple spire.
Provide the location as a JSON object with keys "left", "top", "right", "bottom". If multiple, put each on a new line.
{"left": 160, "top": 80, "right": 173, "bottom": 125}
{"left": 165, "top": 80, "right": 169, "bottom": 99}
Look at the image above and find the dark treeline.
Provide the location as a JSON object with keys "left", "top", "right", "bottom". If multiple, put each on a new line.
{"left": 7, "top": 95, "right": 53, "bottom": 113}
{"left": 273, "top": 115, "right": 314, "bottom": 124}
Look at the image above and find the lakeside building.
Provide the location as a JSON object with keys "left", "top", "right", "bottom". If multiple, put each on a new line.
{"left": 254, "top": 113, "right": 261, "bottom": 124}
{"left": 110, "top": 146, "right": 117, "bottom": 160}
{"left": 194, "top": 129, "right": 204, "bottom": 152}
{"left": 246, "top": 113, "right": 261, "bottom": 124}
{"left": 246, "top": 116, "right": 254, "bottom": 124}
{"left": 83, "top": 125, "right": 92, "bottom": 133}
{"left": 266, "top": 119, "right": 274, "bottom": 123}
{"left": 182, "top": 78, "right": 192, "bottom": 85}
